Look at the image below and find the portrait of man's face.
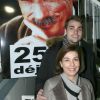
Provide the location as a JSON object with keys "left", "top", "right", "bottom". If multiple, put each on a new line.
{"left": 18, "top": 0, "right": 73, "bottom": 38}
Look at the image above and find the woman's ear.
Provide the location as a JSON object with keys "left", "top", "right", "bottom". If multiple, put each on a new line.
{"left": 59, "top": 61, "right": 63, "bottom": 68}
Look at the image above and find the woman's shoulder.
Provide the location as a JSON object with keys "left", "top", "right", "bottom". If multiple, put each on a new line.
{"left": 44, "top": 75, "right": 61, "bottom": 90}
{"left": 80, "top": 77, "right": 93, "bottom": 88}
{"left": 46, "top": 75, "right": 61, "bottom": 84}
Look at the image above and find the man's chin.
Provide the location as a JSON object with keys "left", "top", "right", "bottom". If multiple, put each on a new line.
{"left": 70, "top": 41, "right": 80, "bottom": 45}
{"left": 73, "top": 38, "right": 81, "bottom": 43}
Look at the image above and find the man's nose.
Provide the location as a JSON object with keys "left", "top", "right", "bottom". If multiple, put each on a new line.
{"left": 74, "top": 29, "right": 78, "bottom": 34}
{"left": 32, "top": 3, "right": 49, "bottom": 19}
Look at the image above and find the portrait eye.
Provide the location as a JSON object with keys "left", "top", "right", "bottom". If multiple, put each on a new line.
{"left": 44, "top": 0, "right": 55, "bottom": 2}
{"left": 21, "top": 0, "right": 28, "bottom": 1}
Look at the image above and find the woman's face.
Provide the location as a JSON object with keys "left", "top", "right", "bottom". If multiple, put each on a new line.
{"left": 18, "top": 0, "right": 73, "bottom": 38}
{"left": 60, "top": 51, "right": 80, "bottom": 80}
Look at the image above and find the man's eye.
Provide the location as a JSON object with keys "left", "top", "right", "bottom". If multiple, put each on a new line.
{"left": 69, "top": 27, "right": 74, "bottom": 30}
{"left": 78, "top": 28, "right": 82, "bottom": 31}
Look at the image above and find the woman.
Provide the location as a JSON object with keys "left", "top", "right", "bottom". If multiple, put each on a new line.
{"left": 43, "top": 45, "right": 95, "bottom": 100}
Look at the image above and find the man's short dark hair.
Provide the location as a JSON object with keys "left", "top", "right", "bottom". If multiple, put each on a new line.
{"left": 65, "top": 15, "right": 83, "bottom": 28}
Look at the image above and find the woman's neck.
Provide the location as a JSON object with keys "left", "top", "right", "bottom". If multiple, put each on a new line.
{"left": 64, "top": 73, "right": 78, "bottom": 83}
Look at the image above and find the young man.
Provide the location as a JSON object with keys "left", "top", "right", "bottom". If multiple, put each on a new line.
{"left": 36, "top": 16, "right": 96, "bottom": 100}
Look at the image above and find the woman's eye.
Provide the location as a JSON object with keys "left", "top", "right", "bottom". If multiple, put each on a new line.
{"left": 74, "top": 58, "right": 79, "bottom": 61}
{"left": 64, "top": 59, "right": 69, "bottom": 61}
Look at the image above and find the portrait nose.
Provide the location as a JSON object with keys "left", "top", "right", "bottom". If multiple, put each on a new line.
{"left": 33, "top": 0, "right": 43, "bottom": 3}
{"left": 32, "top": 3, "right": 49, "bottom": 19}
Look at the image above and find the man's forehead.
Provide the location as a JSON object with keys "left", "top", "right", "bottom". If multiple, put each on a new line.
{"left": 68, "top": 20, "right": 82, "bottom": 25}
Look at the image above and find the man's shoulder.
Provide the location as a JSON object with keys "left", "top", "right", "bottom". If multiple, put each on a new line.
{"left": 81, "top": 39, "right": 93, "bottom": 50}
{"left": 82, "top": 39, "right": 92, "bottom": 45}
{"left": 0, "top": 16, "right": 23, "bottom": 30}
{"left": 45, "top": 39, "right": 62, "bottom": 55}
{"left": 46, "top": 36, "right": 63, "bottom": 47}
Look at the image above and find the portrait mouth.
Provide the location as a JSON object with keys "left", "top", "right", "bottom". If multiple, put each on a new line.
{"left": 32, "top": 16, "right": 56, "bottom": 29}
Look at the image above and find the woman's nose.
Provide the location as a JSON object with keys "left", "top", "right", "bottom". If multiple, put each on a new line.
{"left": 70, "top": 61, "right": 75, "bottom": 66}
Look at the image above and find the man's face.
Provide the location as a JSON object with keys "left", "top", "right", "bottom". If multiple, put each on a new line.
{"left": 18, "top": 0, "right": 73, "bottom": 38}
{"left": 66, "top": 20, "right": 83, "bottom": 44}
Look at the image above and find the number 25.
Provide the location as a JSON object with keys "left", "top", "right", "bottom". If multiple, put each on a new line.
{"left": 14, "top": 47, "right": 46, "bottom": 63}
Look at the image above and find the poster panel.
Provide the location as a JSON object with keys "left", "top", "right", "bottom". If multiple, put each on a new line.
{"left": 0, "top": 0, "right": 78, "bottom": 100}
{"left": 0, "top": 0, "right": 75, "bottom": 78}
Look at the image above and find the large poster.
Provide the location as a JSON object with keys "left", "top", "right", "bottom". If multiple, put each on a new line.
{"left": 0, "top": 0, "right": 79, "bottom": 100}
{"left": 0, "top": 0, "right": 77, "bottom": 79}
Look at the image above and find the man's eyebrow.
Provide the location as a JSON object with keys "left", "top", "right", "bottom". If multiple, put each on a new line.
{"left": 68, "top": 25, "right": 82, "bottom": 28}
{"left": 21, "top": 0, "right": 32, "bottom": 1}
{"left": 68, "top": 26, "right": 74, "bottom": 28}
{"left": 78, "top": 26, "right": 82, "bottom": 28}
{"left": 68, "top": 25, "right": 74, "bottom": 27}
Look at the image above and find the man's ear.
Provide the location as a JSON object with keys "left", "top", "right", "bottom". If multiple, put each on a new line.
{"left": 64, "top": 29, "right": 67, "bottom": 35}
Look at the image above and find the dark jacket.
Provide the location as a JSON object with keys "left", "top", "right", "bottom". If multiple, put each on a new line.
{"left": 35, "top": 38, "right": 96, "bottom": 95}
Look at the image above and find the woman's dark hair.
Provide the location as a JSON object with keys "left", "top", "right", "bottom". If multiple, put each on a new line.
{"left": 55, "top": 45, "right": 85, "bottom": 75}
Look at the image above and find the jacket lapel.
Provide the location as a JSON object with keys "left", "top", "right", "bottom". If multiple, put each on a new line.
{"left": 53, "top": 79, "right": 68, "bottom": 100}
{"left": 80, "top": 78, "right": 91, "bottom": 100}
{"left": 80, "top": 85, "right": 87, "bottom": 100}
{"left": 18, "top": 20, "right": 32, "bottom": 39}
